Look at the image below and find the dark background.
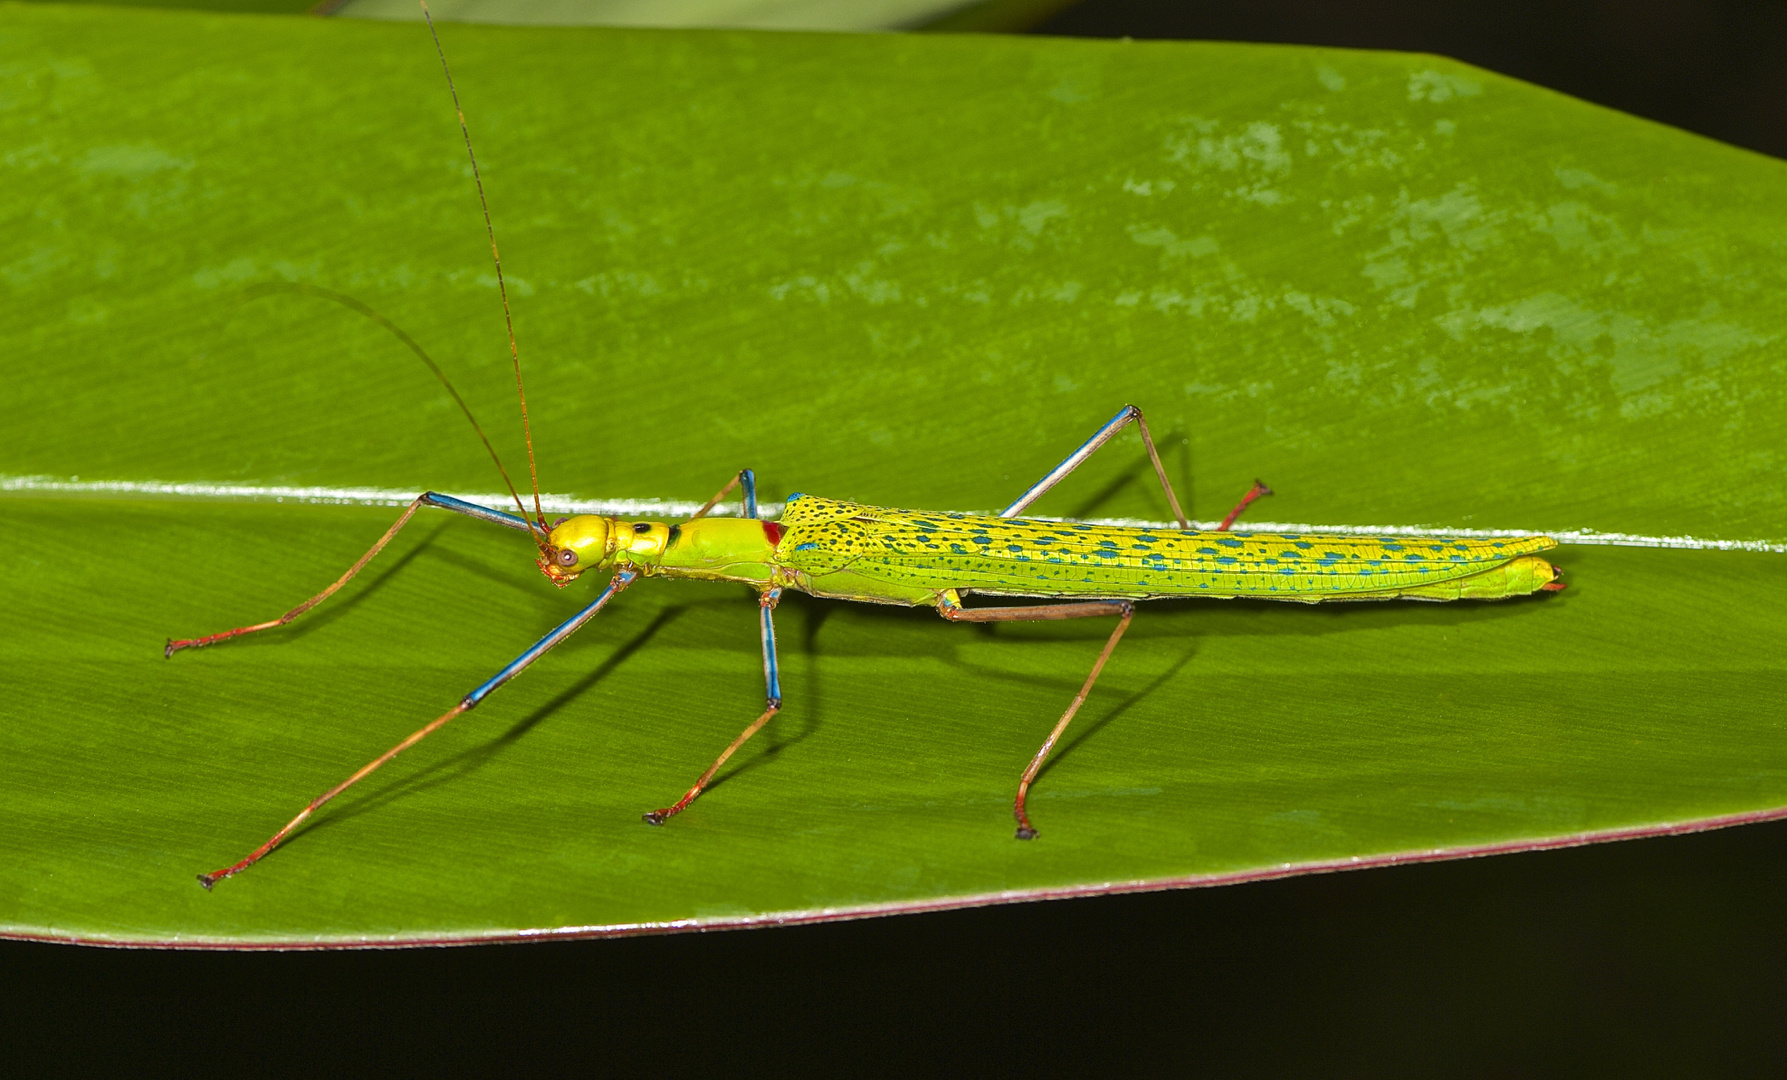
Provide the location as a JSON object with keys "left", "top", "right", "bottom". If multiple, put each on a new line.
{"left": 8, "top": 825, "right": 1787, "bottom": 1073}
{"left": 1034, "top": 0, "right": 1787, "bottom": 160}
{"left": 7, "top": 1, "right": 1785, "bottom": 1073}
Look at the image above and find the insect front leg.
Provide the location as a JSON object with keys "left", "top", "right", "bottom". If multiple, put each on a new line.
{"left": 689, "top": 468, "right": 759, "bottom": 521}
{"left": 165, "top": 492, "right": 540, "bottom": 657}
{"left": 642, "top": 586, "right": 783, "bottom": 826}
{"left": 196, "top": 568, "right": 639, "bottom": 888}
{"left": 938, "top": 592, "right": 1135, "bottom": 840}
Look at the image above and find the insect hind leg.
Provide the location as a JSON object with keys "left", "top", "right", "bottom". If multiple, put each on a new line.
{"left": 1001, "top": 405, "right": 1189, "bottom": 529}
{"left": 1216, "top": 480, "right": 1273, "bottom": 531}
{"left": 937, "top": 594, "right": 1136, "bottom": 839}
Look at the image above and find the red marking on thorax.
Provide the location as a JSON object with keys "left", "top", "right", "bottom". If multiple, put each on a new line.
{"left": 762, "top": 521, "right": 784, "bottom": 545}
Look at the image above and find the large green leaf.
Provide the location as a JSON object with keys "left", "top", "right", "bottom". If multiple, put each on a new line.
{"left": 326, "top": 0, "right": 1050, "bottom": 32}
{"left": 3, "top": 4, "right": 1783, "bottom": 947}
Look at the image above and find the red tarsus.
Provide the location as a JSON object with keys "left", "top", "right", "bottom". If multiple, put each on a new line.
{"left": 1217, "top": 480, "right": 1273, "bottom": 532}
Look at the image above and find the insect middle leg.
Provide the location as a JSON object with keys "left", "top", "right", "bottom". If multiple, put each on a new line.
{"left": 642, "top": 587, "right": 783, "bottom": 825}
{"left": 938, "top": 593, "right": 1136, "bottom": 840}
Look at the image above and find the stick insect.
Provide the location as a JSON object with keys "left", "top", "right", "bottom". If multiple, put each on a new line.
{"left": 172, "top": 9, "right": 1568, "bottom": 889}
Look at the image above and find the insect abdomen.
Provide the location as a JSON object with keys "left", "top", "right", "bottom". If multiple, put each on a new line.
{"left": 775, "top": 496, "right": 1559, "bottom": 603}
{"left": 1363, "top": 554, "right": 1562, "bottom": 601}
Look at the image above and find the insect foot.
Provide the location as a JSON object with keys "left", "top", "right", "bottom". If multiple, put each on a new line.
{"left": 1015, "top": 826, "right": 1038, "bottom": 841}
{"left": 642, "top": 811, "right": 669, "bottom": 826}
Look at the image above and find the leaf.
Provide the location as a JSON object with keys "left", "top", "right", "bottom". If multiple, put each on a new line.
{"left": 327, "top": 0, "right": 1043, "bottom": 32}
{"left": 2, "top": 4, "right": 1784, "bottom": 946}
{"left": 11, "top": 0, "right": 1073, "bottom": 30}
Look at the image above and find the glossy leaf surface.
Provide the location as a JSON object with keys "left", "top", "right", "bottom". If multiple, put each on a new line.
{"left": 2, "top": 5, "right": 1784, "bottom": 945}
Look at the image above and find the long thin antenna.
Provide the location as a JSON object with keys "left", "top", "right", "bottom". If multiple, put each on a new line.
{"left": 420, "top": 0, "right": 547, "bottom": 534}
{"left": 243, "top": 282, "right": 537, "bottom": 528}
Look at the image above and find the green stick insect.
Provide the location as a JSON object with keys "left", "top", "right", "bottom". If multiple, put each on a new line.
{"left": 171, "top": 10, "right": 1567, "bottom": 889}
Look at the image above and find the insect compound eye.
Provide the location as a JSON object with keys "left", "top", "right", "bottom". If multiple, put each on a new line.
{"left": 556, "top": 548, "right": 578, "bottom": 567}
{"left": 632, "top": 522, "right": 652, "bottom": 534}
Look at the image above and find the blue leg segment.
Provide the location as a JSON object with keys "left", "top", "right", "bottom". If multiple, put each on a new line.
{"left": 422, "top": 491, "right": 537, "bottom": 533}
{"left": 1000, "top": 405, "right": 1190, "bottom": 529}
{"left": 759, "top": 586, "right": 782, "bottom": 708}
{"left": 741, "top": 469, "right": 758, "bottom": 520}
{"left": 1001, "top": 407, "right": 1134, "bottom": 518}
{"left": 463, "top": 569, "right": 639, "bottom": 708}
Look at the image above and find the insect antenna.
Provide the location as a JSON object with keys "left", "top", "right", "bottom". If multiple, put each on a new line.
{"left": 421, "top": 0, "right": 549, "bottom": 540}
{"left": 241, "top": 282, "right": 538, "bottom": 531}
